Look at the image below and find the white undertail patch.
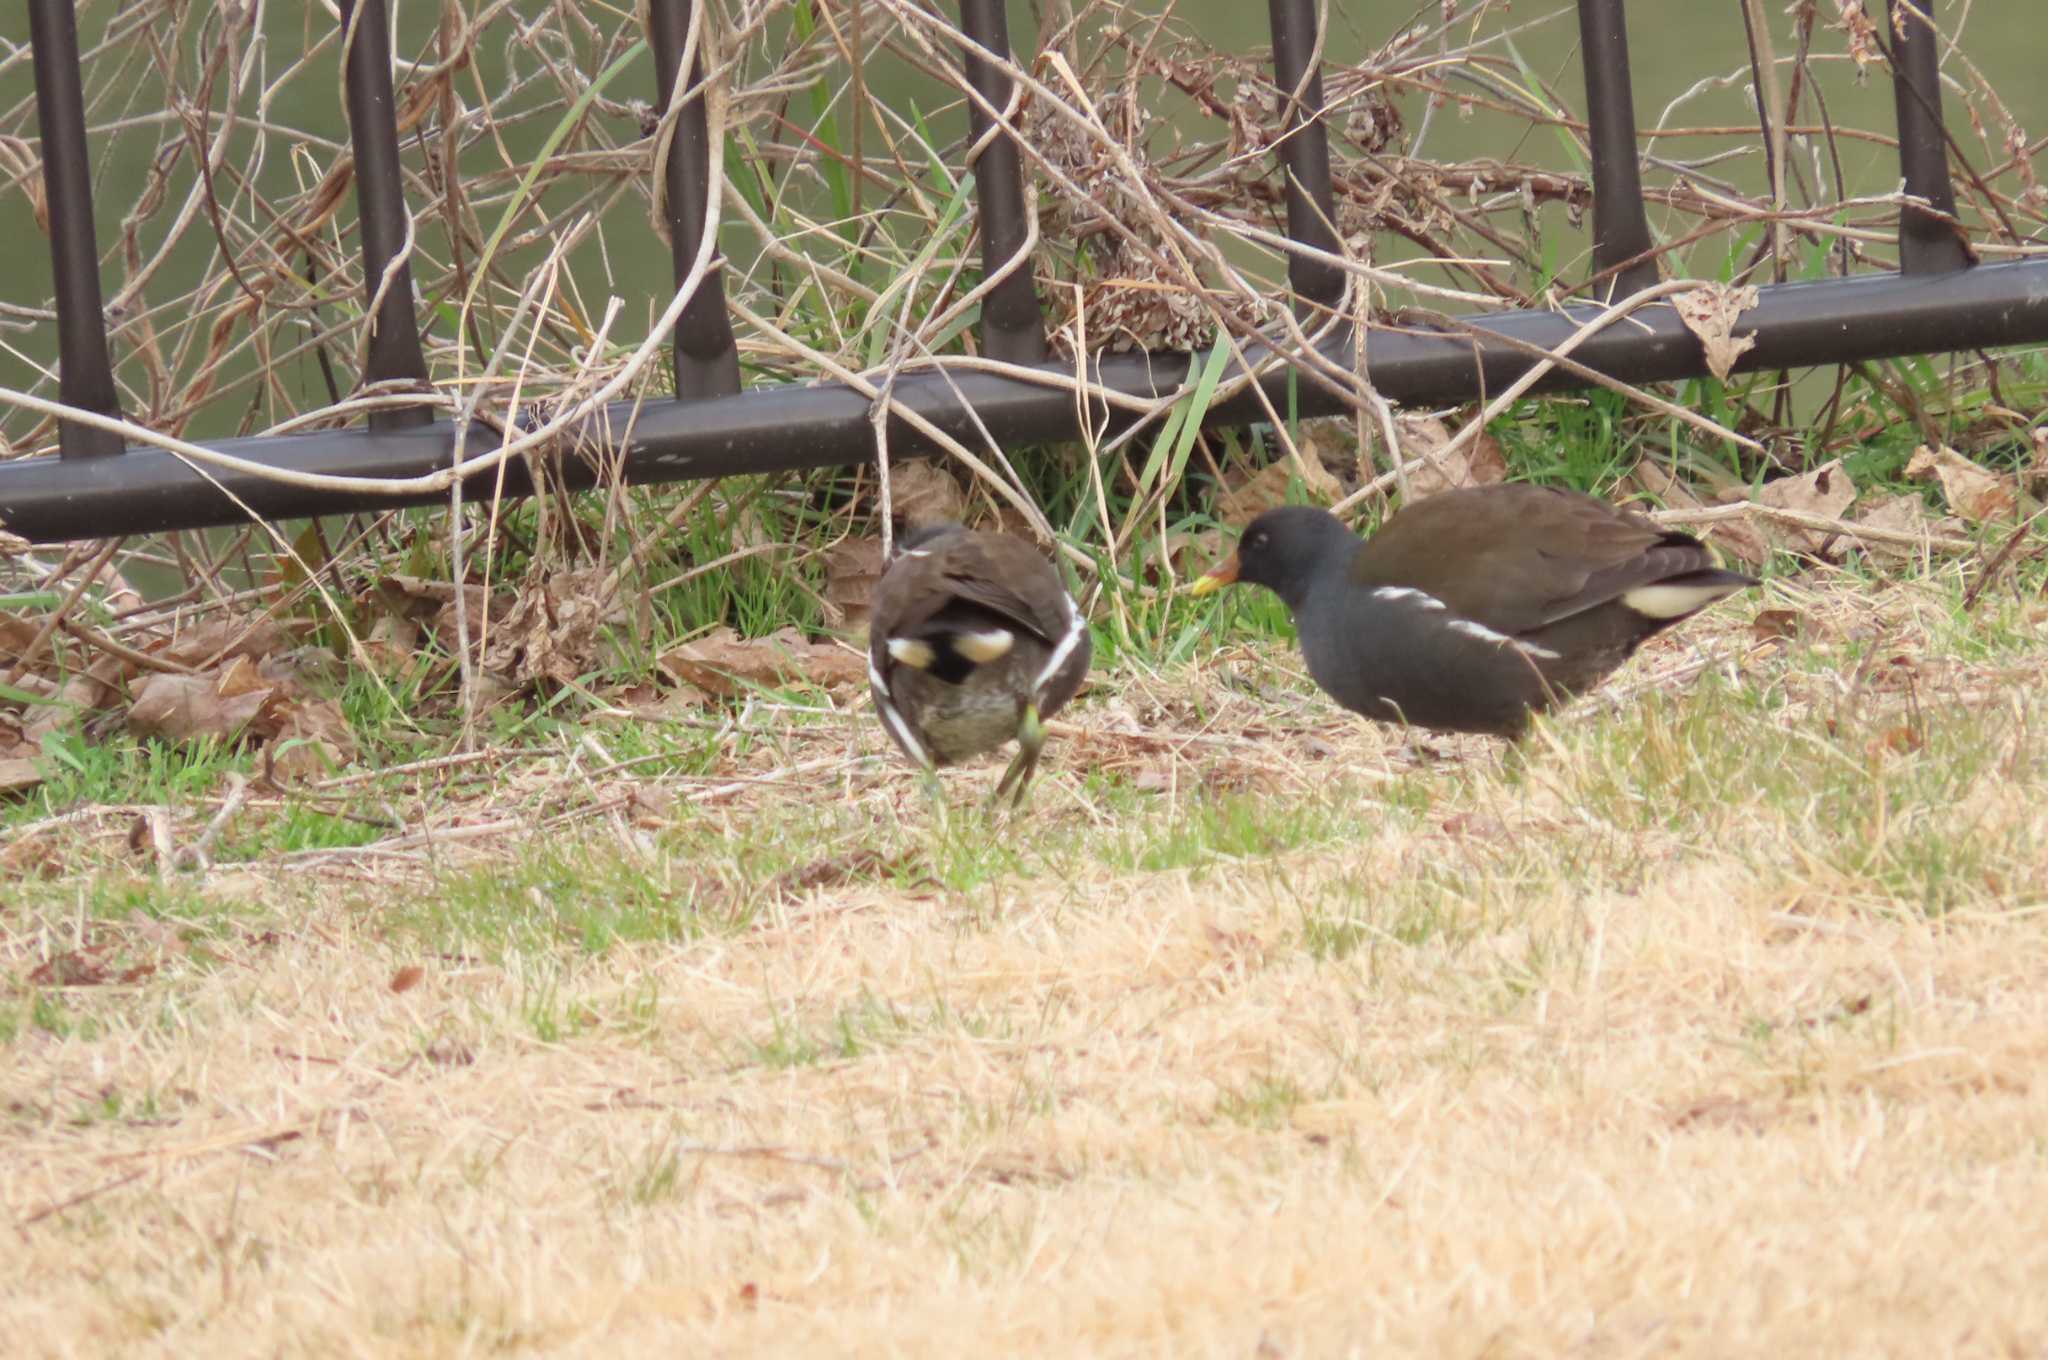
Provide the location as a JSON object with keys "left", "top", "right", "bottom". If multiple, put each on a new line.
{"left": 1032, "top": 593, "right": 1086, "bottom": 703}
{"left": 952, "top": 628, "right": 1015, "bottom": 663}
{"left": 1374, "top": 586, "right": 1447, "bottom": 610}
{"left": 886, "top": 637, "right": 938, "bottom": 669}
{"left": 1621, "top": 582, "right": 1741, "bottom": 619}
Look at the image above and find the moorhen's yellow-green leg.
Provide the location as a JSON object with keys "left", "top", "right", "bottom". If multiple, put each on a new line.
{"left": 990, "top": 702, "right": 1045, "bottom": 808}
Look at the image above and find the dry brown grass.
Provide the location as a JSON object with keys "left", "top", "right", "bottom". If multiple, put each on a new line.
{"left": 5, "top": 567, "right": 2048, "bottom": 1357}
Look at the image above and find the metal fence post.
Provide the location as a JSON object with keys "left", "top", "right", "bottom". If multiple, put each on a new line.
{"left": 27, "top": 0, "right": 125, "bottom": 459}
{"left": 339, "top": 0, "right": 434, "bottom": 429}
{"left": 650, "top": 0, "right": 743, "bottom": 398}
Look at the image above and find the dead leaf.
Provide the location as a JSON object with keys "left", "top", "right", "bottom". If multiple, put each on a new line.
{"left": 1671, "top": 282, "right": 1761, "bottom": 381}
{"left": 0, "top": 829, "right": 57, "bottom": 877}
{"left": 823, "top": 537, "right": 885, "bottom": 633}
{"left": 657, "top": 627, "right": 866, "bottom": 697}
{"left": 1667, "top": 1094, "right": 1769, "bottom": 1133}
{"left": 22, "top": 674, "right": 107, "bottom": 743}
{"left": 127, "top": 672, "right": 274, "bottom": 744}
{"left": 1162, "top": 526, "right": 1227, "bottom": 580}
{"left": 964, "top": 500, "right": 1038, "bottom": 540}
{"left": 767, "top": 847, "right": 915, "bottom": 901}
{"left": 886, "top": 460, "right": 967, "bottom": 526}
{"left": 1750, "top": 608, "right": 1805, "bottom": 642}
{"left": 1218, "top": 457, "right": 1340, "bottom": 524}
{"left": 390, "top": 965, "right": 424, "bottom": 994}
{"left": 362, "top": 615, "right": 421, "bottom": 675}
{"left": 1133, "top": 764, "right": 1173, "bottom": 794}
{"left": 1202, "top": 922, "right": 1265, "bottom": 960}
{"left": 1439, "top": 812, "right": 1505, "bottom": 838}
{"left": 1631, "top": 460, "right": 1769, "bottom": 565}
{"left": 479, "top": 567, "right": 624, "bottom": 690}
{"left": 1852, "top": 492, "right": 1968, "bottom": 558}
{"left": 266, "top": 696, "right": 356, "bottom": 782}
{"left": 1287, "top": 419, "right": 1360, "bottom": 487}
{"left": 0, "top": 756, "right": 43, "bottom": 797}
{"left": 1905, "top": 444, "right": 2017, "bottom": 523}
{"left": 1755, "top": 457, "right": 1856, "bottom": 553}
{"left": 154, "top": 615, "right": 288, "bottom": 669}
{"left": 1395, "top": 414, "right": 1508, "bottom": 496}
{"left": 28, "top": 948, "right": 111, "bottom": 987}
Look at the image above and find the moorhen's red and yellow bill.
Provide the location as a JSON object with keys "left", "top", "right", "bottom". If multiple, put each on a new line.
{"left": 1190, "top": 486, "right": 1757, "bottom": 737}
{"left": 869, "top": 524, "right": 1091, "bottom": 803}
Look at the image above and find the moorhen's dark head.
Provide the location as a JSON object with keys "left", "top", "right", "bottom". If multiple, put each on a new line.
{"left": 1189, "top": 505, "right": 1357, "bottom": 611}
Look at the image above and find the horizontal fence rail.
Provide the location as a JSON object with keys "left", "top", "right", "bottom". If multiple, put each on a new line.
{"left": 0, "top": 0, "right": 2037, "bottom": 545}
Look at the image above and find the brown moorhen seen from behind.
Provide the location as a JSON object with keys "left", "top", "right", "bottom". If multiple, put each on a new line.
{"left": 1190, "top": 486, "right": 1757, "bottom": 737}
{"left": 869, "top": 523, "right": 1091, "bottom": 803}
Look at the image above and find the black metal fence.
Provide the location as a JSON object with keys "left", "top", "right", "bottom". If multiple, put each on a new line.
{"left": 1, "top": 0, "right": 2043, "bottom": 545}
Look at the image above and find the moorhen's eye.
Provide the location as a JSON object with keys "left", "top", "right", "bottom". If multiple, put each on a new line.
{"left": 1250, "top": 531, "right": 1268, "bottom": 549}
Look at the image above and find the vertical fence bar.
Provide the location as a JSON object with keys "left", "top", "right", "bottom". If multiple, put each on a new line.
{"left": 339, "top": 0, "right": 432, "bottom": 429}
{"left": 1266, "top": 0, "right": 1344, "bottom": 312}
{"left": 649, "top": 0, "right": 742, "bottom": 399}
{"left": 958, "top": 0, "right": 1045, "bottom": 365}
{"left": 1886, "top": 0, "right": 1969, "bottom": 275}
{"left": 1575, "top": 0, "right": 1660, "bottom": 298}
{"left": 28, "top": 0, "right": 125, "bottom": 459}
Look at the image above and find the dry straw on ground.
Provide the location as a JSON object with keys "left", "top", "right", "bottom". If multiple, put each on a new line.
{"left": 5, "top": 3, "right": 2048, "bottom": 1352}
{"left": 5, "top": 570, "right": 2048, "bottom": 1354}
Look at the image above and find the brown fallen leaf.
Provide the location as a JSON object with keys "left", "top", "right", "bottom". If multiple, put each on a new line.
{"left": 362, "top": 614, "right": 421, "bottom": 676}
{"left": 1750, "top": 608, "right": 1805, "bottom": 642}
{"left": 28, "top": 948, "right": 111, "bottom": 987}
{"left": 0, "top": 829, "right": 58, "bottom": 877}
{"left": 766, "top": 847, "right": 919, "bottom": 901}
{"left": 21, "top": 674, "right": 108, "bottom": 744}
{"left": 1671, "top": 282, "right": 1761, "bottom": 381}
{"left": 1851, "top": 492, "right": 1968, "bottom": 559}
{"left": 1162, "top": 526, "right": 1228, "bottom": 580}
{"left": 657, "top": 627, "right": 866, "bottom": 696}
{"left": 480, "top": 567, "right": 630, "bottom": 691}
{"left": 1630, "top": 459, "right": 1769, "bottom": 565}
{"left": 1905, "top": 443, "right": 2018, "bottom": 523}
{"left": 1755, "top": 457, "right": 1857, "bottom": 553}
{"left": 1217, "top": 456, "right": 1341, "bottom": 524}
{"left": 267, "top": 696, "right": 357, "bottom": 782}
{"left": 1394, "top": 413, "right": 1508, "bottom": 496}
{"left": 1666, "top": 1094, "right": 1769, "bottom": 1133}
{"left": 823, "top": 536, "right": 885, "bottom": 633}
{"left": 887, "top": 460, "right": 968, "bottom": 526}
{"left": 0, "top": 756, "right": 43, "bottom": 797}
{"left": 390, "top": 965, "right": 425, "bottom": 994}
{"left": 154, "top": 614, "right": 289, "bottom": 669}
{"left": 128, "top": 672, "right": 275, "bottom": 744}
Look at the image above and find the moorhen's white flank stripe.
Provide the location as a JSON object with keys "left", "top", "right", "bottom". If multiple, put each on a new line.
{"left": 1372, "top": 586, "right": 1447, "bottom": 610}
{"left": 1447, "top": 617, "right": 1562, "bottom": 660}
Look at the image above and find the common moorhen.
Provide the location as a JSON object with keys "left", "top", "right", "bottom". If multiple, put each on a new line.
{"left": 868, "top": 523, "right": 1091, "bottom": 802}
{"left": 1189, "top": 486, "right": 1756, "bottom": 737}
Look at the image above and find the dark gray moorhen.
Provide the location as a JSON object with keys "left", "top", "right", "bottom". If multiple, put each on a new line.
{"left": 868, "top": 523, "right": 1091, "bottom": 802}
{"left": 1190, "top": 486, "right": 1756, "bottom": 737}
